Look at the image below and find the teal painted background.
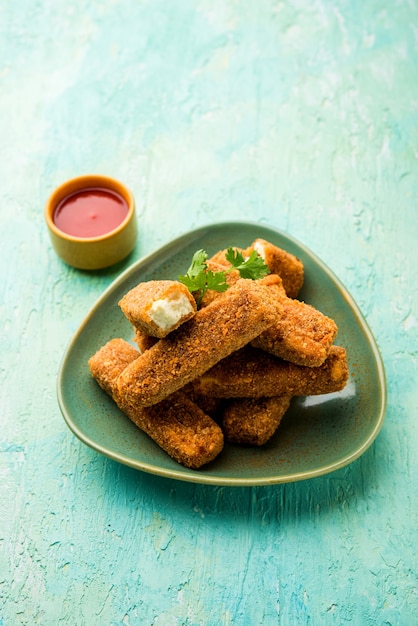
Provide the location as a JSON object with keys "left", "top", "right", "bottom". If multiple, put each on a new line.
{"left": 1, "top": 1, "right": 417, "bottom": 624}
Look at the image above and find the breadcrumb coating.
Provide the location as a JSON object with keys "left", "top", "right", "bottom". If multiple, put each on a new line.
{"left": 88, "top": 338, "right": 140, "bottom": 400}
{"left": 222, "top": 396, "right": 292, "bottom": 446}
{"left": 88, "top": 338, "right": 224, "bottom": 469}
{"left": 133, "top": 328, "right": 158, "bottom": 353}
{"left": 200, "top": 265, "right": 337, "bottom": 368}
{"left": 251, "top": 298, "right": 338, "bottom": 367}
{"left": 191, "top": 345, "right": 349, "bottom": 398}
{"left": 87, "top": 238, "right": 351, "bottom": 471}
{"left": 119, "top": 280, "right": 196, "bottom": 338}
{"left": 208, "top": 240, "right": 304, "bottom": 298}
{"left": 116, "top": 279, "right": 281, "bottom": 408}
{"left": 246, "top": 238, "right": 304, "bottom": 298}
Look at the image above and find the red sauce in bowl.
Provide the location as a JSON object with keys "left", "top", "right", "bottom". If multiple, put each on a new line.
{"left": 53, "top": 187, "right": 129, "bottom": 238}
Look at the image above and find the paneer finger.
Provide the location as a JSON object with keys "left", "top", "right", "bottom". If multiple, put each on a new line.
{"left": 119, "top": 280, "right": 197, "bottom": 338}
{"left": 246, "top": 238, "right": 304, "bottom": 298}
{"left": 251, "top": 297, "right": 338, "bottom": 367}
{"left": 88, "top": 338, "right": 224, "bottom": 469}
{"left": 222, "top": 396, "right": 292, "bottom": 446}
{"left": 202, "top": 267, "right": 338, "bottom": 367}
{"left": 116, "top": 279, "right": 281, "bottom": 408}
{"left": 208, "top": 239, "right": 304, "bottom": 298}
{"left": 191, "top": 345, "right": 349, "bottom": 399}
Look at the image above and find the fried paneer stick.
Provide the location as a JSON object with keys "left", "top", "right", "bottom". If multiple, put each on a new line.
{"left": 245, "top": 239, "right": 304, "bottom": 298}
{"left": 199, "top": 265, "right": 283, "bottom": 309}
{"left": 88, "top": 338, "right": 224, "bottom": 469}
{"left": 88, "top": 337, "right": 140, "bottom": 399}
{"left": 116, "top": 279, "right": 281, "bottom": 408}
{"left": 222, "top": 396, "right": 292, "bottom": 446}
{"left": 201, "top": 268, "right": 337, "bottom": 367}
{"left": 119, "top": 280, "right": 197, "bottom": 338}
{"left": 191, "top": 345, "right": 349, "bottom": 399}
{"left": 209, "top": 239, "right": 304, "bottom": 298}
{"left": 133, "top": 328, "right": 159, "bottom": 353}
{"left": 251, "top": 297, "right": 338, "bottom": 367}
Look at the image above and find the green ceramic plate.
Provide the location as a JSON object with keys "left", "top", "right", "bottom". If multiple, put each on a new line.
{"left": 57, "top": 221, "right": 387, "bottom": 486}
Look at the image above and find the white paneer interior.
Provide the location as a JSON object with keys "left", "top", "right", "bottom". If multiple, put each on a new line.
{"left": 148, "top": 294, "right": 194, "bottom": 331}
{"left": 252, "top": 240, "right": 266, "bottom": 259}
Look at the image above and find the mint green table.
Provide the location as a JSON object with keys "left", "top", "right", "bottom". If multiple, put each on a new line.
{"left": 1, "top": 1, "right": 417, "bottom": 624}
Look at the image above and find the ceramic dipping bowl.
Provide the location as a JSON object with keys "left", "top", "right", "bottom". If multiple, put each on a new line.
{"left": 44, "top": 174, "right": 137, "bottom": 270}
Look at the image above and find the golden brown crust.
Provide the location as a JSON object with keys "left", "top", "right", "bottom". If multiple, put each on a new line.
{"left": 133, "top": 328, "right": 159, "bottom": 353}
{"left": 199, "top": 265, "right": 337, "bottom": 368}
{"left": 118, "top": 280, "right": 197, "bottom": 338}
{"left": 246, "top": 238, "right": 304, "bottom": 298}
{"left": 88, "top": 338, "right": 140, "bottom": 399}
{"left": 88, "top": 338, "right": 224, "bottom": 469}
{"left": 116, "top": 279, "right": 281, "bottom": 408}
{"left": 251, "top": 298, "right": 338, "bottom": 367}
{"left": 191, "top": 345, "right": 349, "bottom": 398}
{"left": 126, "top": 391, "right": 224, "bottom": 469}
{"left": 199, "top": 268, "right": 285, "bottom": 308}
{"left": 88, "top": 239, "right": 350, "bottom": 470}
{"left": 208, "top": 241, "right": 304, "bottom": 298}
{"left": 222, "top": 396, "right": 292, "bottom": 446}
{"left": 257, "top": 273, "right": 287, "bottom": 293}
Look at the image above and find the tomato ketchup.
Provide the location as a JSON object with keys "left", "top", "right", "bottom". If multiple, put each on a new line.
{"left": 53, "top": 187, "right": 129, "bottom": 238}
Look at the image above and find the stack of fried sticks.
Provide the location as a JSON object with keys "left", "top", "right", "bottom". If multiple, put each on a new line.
{"left": 88, "top": 239, "right": 349, "bottom": 469}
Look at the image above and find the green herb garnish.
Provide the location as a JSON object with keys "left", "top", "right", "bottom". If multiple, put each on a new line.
{"left": 225, "top": 247, "right": 271, "bottom": 280}
{"left": 178, "top": 246, "right": 270, "bottom": 305}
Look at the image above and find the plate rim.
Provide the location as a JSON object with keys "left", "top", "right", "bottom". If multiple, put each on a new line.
{"left": 57, "top": 220, "right": 387, "bottom": 486}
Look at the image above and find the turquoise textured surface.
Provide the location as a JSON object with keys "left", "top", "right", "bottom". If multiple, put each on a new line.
{"left": 1, "top": 1, "right": 417, "bottom": 625}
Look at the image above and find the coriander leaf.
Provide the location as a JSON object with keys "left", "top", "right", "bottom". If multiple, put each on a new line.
{"left": 225, "top": 247, "right": 270, "bottom": 280}
{"left": 177, "top": 271, "right": 207, "bottom": 294}
{"left": 179, "top": 245, "right": 270, "bottom": 307}
{"left": 206, "top": 270, "right": 229, "bottom": 293}
{"left": 178, "top": 249, "right": 208, "bottom": 290}
{"left": 186, "top": 249, "right": 208, "bottom": 278}
{"left": 225, "top": 247, "right": 245, "bottom": 267}
{"left": 178, "top": 249, "right": 228, "bottom": 305}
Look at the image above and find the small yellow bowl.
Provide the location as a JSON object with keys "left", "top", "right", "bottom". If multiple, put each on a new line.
{"left": 45, "top": 174, "right": 137, "bottom": 270}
